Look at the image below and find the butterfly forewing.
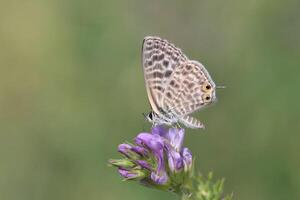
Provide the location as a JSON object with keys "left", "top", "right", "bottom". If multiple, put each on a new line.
{"left": 142, "top": 36, "right": 188, "bottom": 114}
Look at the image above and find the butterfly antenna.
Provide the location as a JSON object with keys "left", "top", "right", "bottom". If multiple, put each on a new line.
{"left": 216, "top": 85, "right": 226, "bottom": 89}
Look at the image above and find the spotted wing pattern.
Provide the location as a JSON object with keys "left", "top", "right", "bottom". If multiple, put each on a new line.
{"left": 162, "top": 61, "right": 216, "bottom": 127}
{"left": 142, "top": 36, "right": 188, "bottom": 114}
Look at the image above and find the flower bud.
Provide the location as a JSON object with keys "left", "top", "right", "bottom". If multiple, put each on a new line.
{"left": 135, "top": 160, "right": 152, "bottom": 170}
{"left": 131, "top": 146, "right": 149, "bottom": 157}
{"left": 118, "top": 143, "right": 141, "bottom": 160}
{"left": 182, "top": 148, "right": 193, "bottom": 173}
{"left": 118, "top": 168, "right": 147, "bottom": 180}
{"left": 167, "top": 149, "right": 184, "bottom": 173}
{"left": 109, "top": 159, "right": 136, "bottom": 168}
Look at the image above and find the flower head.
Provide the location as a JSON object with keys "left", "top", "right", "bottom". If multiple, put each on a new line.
{"left": 109, "top": 126, "right": 193, "bottom": 191}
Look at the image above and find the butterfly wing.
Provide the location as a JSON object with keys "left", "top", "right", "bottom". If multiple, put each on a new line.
{"left": 142, "top": 36, "right": 188, "bottom": 114}
{"left": 162, "top": 60, "right": 216, "bottom": 117}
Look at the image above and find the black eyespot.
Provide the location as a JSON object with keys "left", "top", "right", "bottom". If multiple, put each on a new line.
{"left": 206, "top": 85, "right": 211, "bottom": 90}
{"left": 205, "top": 96, "right": 210, "bottom": 100}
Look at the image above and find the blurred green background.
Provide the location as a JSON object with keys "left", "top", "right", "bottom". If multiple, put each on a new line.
{"left": 1, "top": 0, "right": 300, "bottom": 199}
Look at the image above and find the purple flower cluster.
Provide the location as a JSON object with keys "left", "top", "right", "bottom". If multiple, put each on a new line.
{"left": 110, "top": 126, "right": 193, "bottom": 187}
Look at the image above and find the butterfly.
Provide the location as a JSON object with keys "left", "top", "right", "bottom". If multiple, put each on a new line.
{"left": 142, "top": 36, "right": 217, "bottom": 129}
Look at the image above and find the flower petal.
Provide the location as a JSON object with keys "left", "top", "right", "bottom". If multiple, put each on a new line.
{"left": 118, "top": 168, "right": 147, "bottom": 180}
{"left": 135, "top": 132, "right": 168, "bottom": 185}
{"left": 118, "top": 168, "right": 137, "bottom": 179}
{"left": 151, "top": 171, "right": 168, "bottom": 184}
{"left": 118, "top": 143, "right": 140, "bottom": 159}
{"left": 135, "top": 133, "right": 164, "bottom": 151}
{"left": 118, "top": 144, "right": 133, "bottom": 157}
{"left": 131, "top": 146, "right": 149, "bottom": 157}
{"left": 166, "top": 145, "right": 184, "bottom": 172}
{"left": 151, "top": 125, "right": 167, "bottom": 136}
{"left": 136, "top": 160, "right": 152, "bottom": 170}
{"left": 182, "top": 147, "right": 193, "bottom": 172}
{"left": 165, "top": 128, "right": 185, "bottom": 152}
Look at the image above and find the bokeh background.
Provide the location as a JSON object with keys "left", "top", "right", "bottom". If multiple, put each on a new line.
{"left": 1, "top": 0, "right": 300, "bottom": 199}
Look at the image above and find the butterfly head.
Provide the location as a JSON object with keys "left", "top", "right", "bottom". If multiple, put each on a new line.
{"left": 143, "top": 112, "right": 154, "bottom": 123}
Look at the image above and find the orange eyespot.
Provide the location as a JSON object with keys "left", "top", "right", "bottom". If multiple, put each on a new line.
{"left": 202, "top": 94, "right": 211, "bottom": 102}
{"left": 202, "top": 83, "right": 212, "bottom": 92}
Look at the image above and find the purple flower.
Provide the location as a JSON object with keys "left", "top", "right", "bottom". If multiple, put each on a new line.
{"left": 164, "top": 128, "right": 185, "bottom": 152}
{"left": 151, "top": 125, "right": 167, "bottom": 136}
{"left": 135, "top": 132, "right": 168, "bottom": 184}
{"left": 118, "top": 168, "right": 146, "bottom": 180}
{"left": 135, "top": 160, "right": 152, "bottom": 170}
{"left": 118, "top": 168, "right": 137, "bottom": 179}
{"left": 118, "top": 144, "right": 133, "bottom": 157}
{"left": 110, "top": 126, "right": 193, "bottom": 190}
{"left": 151, "top": 170, "right": 168, "bottom": 185}
{"left": 166, "top": 147, "right": 184, "bottom": 173}
{"left": 150, "top": 126, "right": 191, "bottom": 173}
{"left": 182, "top": 148, "right": 193, "bottom": 172}
{"left": 131, "top": 146, "right": 149, "bottom": 157}
{"left": 135, "top": 133, "right": 164, "bottom": 150}
{"left": 118, "top": 143, "right": 147, "bottom": 160}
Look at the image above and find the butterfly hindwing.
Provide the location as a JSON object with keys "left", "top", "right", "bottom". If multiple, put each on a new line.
{"left": 162, "top": 60, "right": 216, "bottom": 117}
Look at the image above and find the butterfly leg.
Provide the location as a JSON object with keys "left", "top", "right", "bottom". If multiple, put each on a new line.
{"left": 152, "top": 123, "right": 156, "bottom": 128}
{"left": 175, "top": 122, "right": 182, "bottom": 129}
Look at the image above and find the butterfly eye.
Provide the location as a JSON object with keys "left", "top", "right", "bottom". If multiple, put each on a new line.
{"left": 148, "top": 112, "right": 153, "bottom": 120}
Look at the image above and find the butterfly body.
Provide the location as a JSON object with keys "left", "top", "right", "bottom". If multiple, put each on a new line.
{"left": 145, "top": 110, "right": 178, "bottom": 126}
{"left": 142, "top": 36, "right": 217, "bottom": 129}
